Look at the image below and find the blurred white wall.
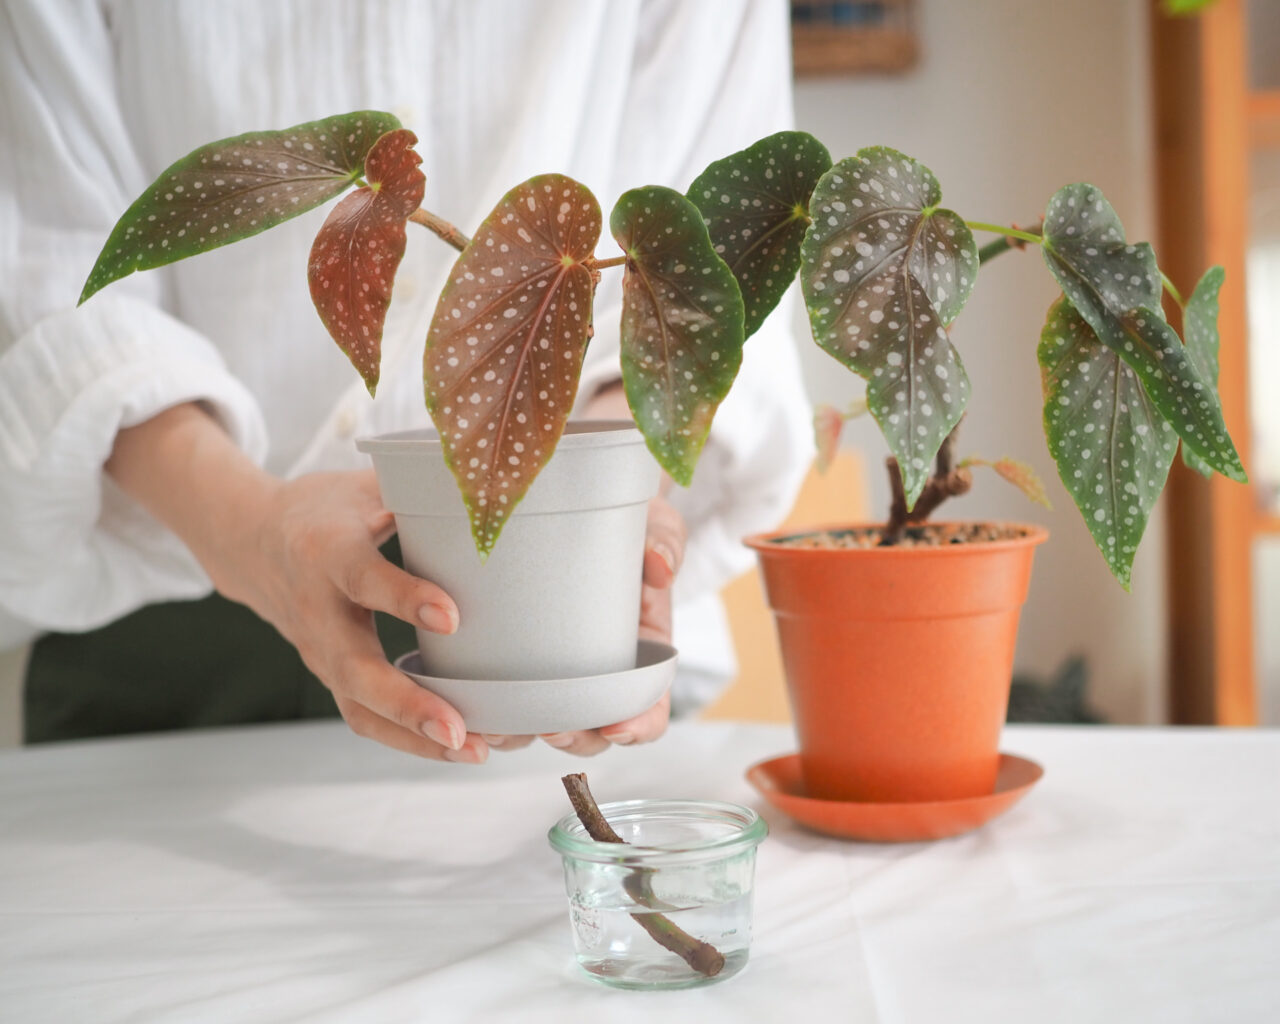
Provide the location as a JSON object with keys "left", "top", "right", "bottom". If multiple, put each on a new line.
{"left": 791, "top": 0, "right": 1166, "bottom": 723}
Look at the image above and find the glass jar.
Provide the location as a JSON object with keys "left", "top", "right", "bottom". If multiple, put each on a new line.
{"left": 547, "top": 798, "right": 767, "bottom": 990}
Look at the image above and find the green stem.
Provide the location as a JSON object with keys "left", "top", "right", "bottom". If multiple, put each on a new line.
{"left": 1161, "top": 272, "right": 1185, "bottom": 308}
{"left": 977, "top": 236, "right": 1019, "bottom": 264}
{"left": 965, "top": 221, "right": 1044, "bottom": 245}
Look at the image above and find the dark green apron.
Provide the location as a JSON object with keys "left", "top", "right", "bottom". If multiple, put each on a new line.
{"left": 24, "top": 538, "right": 417, "bottom": 743}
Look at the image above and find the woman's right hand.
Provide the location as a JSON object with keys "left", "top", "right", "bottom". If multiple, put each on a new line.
{"left": 106, "top": 404, "right": 489, "bottom": 763}
{"left": 219, "top": 469, "right": 491, "bottom": 763}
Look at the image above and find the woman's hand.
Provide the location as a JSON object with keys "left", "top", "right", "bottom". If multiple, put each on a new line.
{"left": 106, "top": 404, "right": 489, "bottom": 764}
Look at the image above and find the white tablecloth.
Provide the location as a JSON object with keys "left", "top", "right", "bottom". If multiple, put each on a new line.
{"left": 1, "top": 721, "right": 1277, "bottom": 1023}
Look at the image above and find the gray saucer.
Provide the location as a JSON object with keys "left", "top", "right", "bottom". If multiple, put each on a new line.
{"left": 394, "top": 640, "right": 678, "bottom": 735}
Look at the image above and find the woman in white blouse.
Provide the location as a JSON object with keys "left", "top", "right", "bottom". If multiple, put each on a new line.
{"left": 0, "top": 0, "right": 812, "bottom": 758}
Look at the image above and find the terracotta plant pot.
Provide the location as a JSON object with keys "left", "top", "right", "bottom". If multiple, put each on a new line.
{"left": 746, "top": 523, "right": 1047, "bottom": 803}
{"left": 359, "top": 421, "right": 659, "bottom": 681}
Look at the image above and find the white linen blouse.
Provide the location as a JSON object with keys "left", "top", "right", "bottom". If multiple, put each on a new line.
{"left": 0, "top": 0, "right": 813, "bottom": 707}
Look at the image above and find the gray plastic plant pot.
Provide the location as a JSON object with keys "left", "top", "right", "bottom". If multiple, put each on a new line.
{"left": 357, "top": 421, "right": 660, "bottom": 681}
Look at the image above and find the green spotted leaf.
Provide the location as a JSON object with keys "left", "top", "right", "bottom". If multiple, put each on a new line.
{"left": 424, "top": 174, "right": 601, "bottom": 558}
{"left": 687, "top": 131, "right": 831, "bottom": 338}
{"left": 80, "top": 111, "right": 402, "bottom": 304}
{"left": 800, "top": 146, "right": 978, "bottom": 507}
{"left": 1180, "top": 266, "right": 1225, "bottom": 478}
{"left": 307, "top": 129, "right": 425, "bottom": 396}
{"left": 1039, "top": 297, "right": 1178, "bottom": 589}
{"left": 611, "top": 186, "right": 746, "bottom": 485}
{"left": 1040, "top": 184, "right": 1245, "bottom": 482}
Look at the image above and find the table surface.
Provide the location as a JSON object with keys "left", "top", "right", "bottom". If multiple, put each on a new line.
{"left": 1, "top": 720, "right": 1277, "bottom": 1024}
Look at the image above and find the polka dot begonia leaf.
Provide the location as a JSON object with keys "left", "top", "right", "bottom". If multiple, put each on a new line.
{"left": 79, "top": 111, "right": 402, "bottom": 304}
{"left": 307, "top": 129, "right": 425, "bottom": 396}
{"left": 1039, "top": 297, "right": 1177, "bottom": 589}
{"left": 1180, "top": 266, "right": 1225, "bottom": 478}
{"left": 799, "top": 146, "right": 978, "bottom": 508}
{"left": 424, "top": 174, "right": 601, "bottom": 559}
{"left": 610, "top": 186, "right": 746, "bottom": 486}
{"left": 1040, "top": 185, "right": 1245, "bottom": 483}
{"left": 687, "top": 131, "right": 832, "bottom": 338}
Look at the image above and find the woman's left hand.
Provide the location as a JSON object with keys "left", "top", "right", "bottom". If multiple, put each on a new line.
{"left": 485, "top": 493, "right": 686, "bottom": 755}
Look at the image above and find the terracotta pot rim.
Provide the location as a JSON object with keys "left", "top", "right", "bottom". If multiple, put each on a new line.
{"left": 744, "top": 520, "right": 1049, "bottom": 556}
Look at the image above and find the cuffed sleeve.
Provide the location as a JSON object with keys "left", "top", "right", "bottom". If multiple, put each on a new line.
{"left": 0, "top": 296, "right": 268, "bottom": 643}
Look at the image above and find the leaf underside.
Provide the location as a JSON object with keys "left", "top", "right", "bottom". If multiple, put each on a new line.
{"left": 80, "top": 110, "right": 402, "bottom": 303}
{"left": 1040, "top": 184, "right": 1244, "bottom": 482}
{"left": 800, "top": 146, "right": 978, "bottom": 507}
{"left": 424, "top": 174, "right": 601, "bottom": 557}
{"left": 1180, "top": 266, "right": 1225, "bottom": 478}
{"left": 1039, "top": 297, "right": 1177, "bottom": 589}
{"left": 687, "top": 130, "right": 832, "bottom": 338}
{"left": 307, "top": 129, "right": 425, "bottom": 394}
{"left": 965, "top": 456, "right": 1052, "bottom": 509}
{"left": 611, "top": 186, "right": 746, "bottom": 485}
{"left": 813, "top": 404, "right": 845, "bottom": 474}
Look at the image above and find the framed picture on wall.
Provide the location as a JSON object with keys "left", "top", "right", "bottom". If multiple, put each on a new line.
{"left": 791, "top": 0, "right": 918, "bottom": 76}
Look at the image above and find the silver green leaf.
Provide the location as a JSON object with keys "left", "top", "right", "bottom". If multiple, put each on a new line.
{"left": 1040, "top": 184, "right": 1245, "bottom": 482}
{"left": 1180, "top": 266, "right": 1225, "bottom": 478}
{"left": 800, "top": 146, "right": 978, "bottom": 506}
{"left": 80, "top": 111, "right": 402, "bottom": 304}
{"left": 687, "top": 131, "right": 831, "bottom": 338}
{"left": 612, "top": 186, "right": 746, "bottom": 485}
{"left": 1039, "top": 297, "right": 1178, "bottom": 589}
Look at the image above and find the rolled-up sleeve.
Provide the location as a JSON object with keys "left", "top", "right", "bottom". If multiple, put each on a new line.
{"left": 0, "top": 0, "right": 267, "bottom": 646}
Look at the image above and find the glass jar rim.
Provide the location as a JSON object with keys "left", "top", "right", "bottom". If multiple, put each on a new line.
{"left": 547, "top": 798, "right": 767, "bottom": 865}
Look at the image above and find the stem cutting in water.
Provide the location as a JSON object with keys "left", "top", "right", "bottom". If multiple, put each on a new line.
{"left": 560, "top": 773, "right": 726, "bottom": 977}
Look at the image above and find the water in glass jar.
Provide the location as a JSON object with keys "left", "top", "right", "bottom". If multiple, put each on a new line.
{"left": 569, "top": 890, "right": 754, "bottom": 989}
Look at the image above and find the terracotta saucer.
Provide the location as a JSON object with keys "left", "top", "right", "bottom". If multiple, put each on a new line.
{"left": 745, "top": 752, "right": 1043, "bottom": 842}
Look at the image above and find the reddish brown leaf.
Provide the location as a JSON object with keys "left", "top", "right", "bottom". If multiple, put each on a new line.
{"left": 424, "top": 174, "right": 602, "bottom": 557}
{"left": 307, "top": 129, "right": 425, "bottom": 393}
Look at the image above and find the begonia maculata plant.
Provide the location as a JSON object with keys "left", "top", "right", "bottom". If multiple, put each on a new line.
{"left": 82, "top": 110, "right": 1245, "bottom": 586}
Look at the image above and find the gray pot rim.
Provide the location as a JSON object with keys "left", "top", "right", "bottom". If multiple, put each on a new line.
{"left": 356, "top": 418, "right": 642, "bottom": 455}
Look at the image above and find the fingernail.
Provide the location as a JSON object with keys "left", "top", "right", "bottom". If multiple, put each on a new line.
{"left": 604, "top": 731, "right": 634, "bottom": 746}
{"left": 482, "top": 734, "right": 507, "bottom": 747}
{"left": 443, "top": 743, "right": 485, "bottom": 765}
{"left": 541, "top": 733, "right": 574, "bottom": 749}
{"left": 424, "top": 719, "right": 463, "bottom": 751}
{"left": 420, "top": 603, "right": 458, "bottom": 634}
{"left": 653, "top": 544, "right": 675, "bottom": 575}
